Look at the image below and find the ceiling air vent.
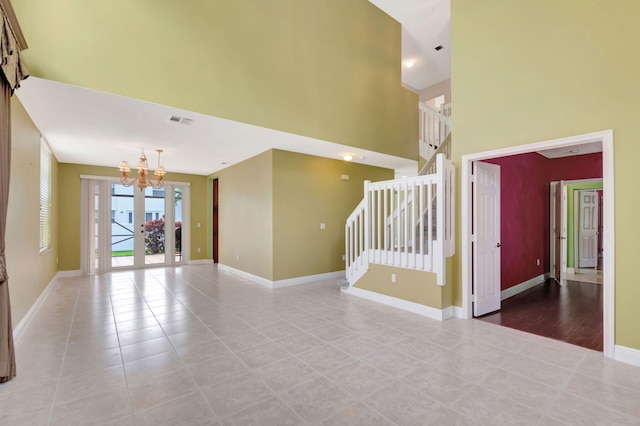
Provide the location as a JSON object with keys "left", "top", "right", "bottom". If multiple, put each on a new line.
{"left": 168, "top": 115, "right": 194, "bottom": 125}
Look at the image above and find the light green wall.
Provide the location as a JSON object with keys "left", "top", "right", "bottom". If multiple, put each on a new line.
{"left": 451, "top": 0, "right": 640, "bottom": 349}
{"left": 272, "top": 150, "right": 392, "bottom": 280}
{"left": 214, "top": 151, "right": 274, "bottom": 280}
{"left": 6, "top": 97, "right": 58, "bottom": 328}
{"left": 211, "top": 149, "right": 393, "bottom": 281}
{"left": 356, "top": 264, "right": 442, "bottom": 309}
{"left": 566, "top": 181, "right": 603, "bottom": 269}
{"left": 57, "top": 164, "right": 208, "bottom": 271}
{"left": 13, "top": 0, "right": 418, "bottom": 160}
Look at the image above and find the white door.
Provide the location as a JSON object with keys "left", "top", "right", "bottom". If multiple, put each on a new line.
{"left": 550, "top": 182, "right": 568, "bottom": 282}
{"left": 473, "top": 161, "right": 501, "bottom": 317}
{"left": 578, "top": 191, "right": 599, "bottom": 268}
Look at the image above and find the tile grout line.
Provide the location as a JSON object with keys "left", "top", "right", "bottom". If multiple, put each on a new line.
{"left": 46, "top": 282, "right": 82, "bottom": 426}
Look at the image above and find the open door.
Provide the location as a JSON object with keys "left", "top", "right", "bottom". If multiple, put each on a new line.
{"left": 473, "top": 161, "right": 501, "bottom": 317}
{"left": 578, "top": 190, "right": 599, "bottom": 268}
{"left": 550, "top": 182, "right": 563, "bottom": 282}
{"left": 213, "top": 178, "right": 219, "bottom": 264}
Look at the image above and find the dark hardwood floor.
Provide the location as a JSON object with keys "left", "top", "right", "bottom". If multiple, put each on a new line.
{"left": 477, "top": 279, "right": 603, "bottom": 351}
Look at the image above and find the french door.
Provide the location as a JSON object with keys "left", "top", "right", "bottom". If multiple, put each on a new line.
{"left": 81, "top": 177, "right": 190, "bottom": 274}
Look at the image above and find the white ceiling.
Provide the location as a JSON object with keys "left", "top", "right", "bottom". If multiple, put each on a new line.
{"left": 369, "top": 0, "right": 451, "bottom": 92}
{"left": 17, "top": 77, "right": 417, "bottom": 178}
{"left": 537, "top": 142, "right": 603, "bottom": 159}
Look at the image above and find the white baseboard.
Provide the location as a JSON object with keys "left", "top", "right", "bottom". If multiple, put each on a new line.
{"left": 13, "top": 273, "right": 60, "bottom": 343}
{"left": 272, "top": 271, "right": 345, "bottom": 289}
{"left": 218, "top": 264, "right": 344, "bottom": 289}
{"left": 342, "top": 286, "right": 449, "bottom": 321}
{"left": 451, "top": 305, "right": 467, "bottom": 319}
{"left": 56, "top": 269, "right": 82, "bottom": 278}
{"left": 189, "top": 259, "right": 214, "bottom": 265}
{"left": 614, "top": 345, "right": 640, "bottom": 367}
{"left": 501, "top": 273, "right": 550, "bottom": 301}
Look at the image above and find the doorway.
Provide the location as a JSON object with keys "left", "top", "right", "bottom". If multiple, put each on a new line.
{"left": 551, "top": 179, "right": 603, "bottom": 284}
{"left": 81, "top": 177, "right": 190, "bottom": 273}
{"left": 461, "top": 130, "right": 615, "bottom": 357}
{"left": 212, "top": 178, "right": 219, "bottom": 264}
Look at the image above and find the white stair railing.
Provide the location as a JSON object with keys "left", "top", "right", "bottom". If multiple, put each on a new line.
{"left": 419, "top": 102, "right": 451, "bottom": 161}
{"left": 345, "top": 154, "right": 455, "bottom": 288}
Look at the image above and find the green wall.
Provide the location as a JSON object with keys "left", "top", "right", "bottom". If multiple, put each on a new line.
{"left": 214, "top": 151, "right": 274, "bottom": 280}
{"left": 451, "top": 0, "right": 640, "bottom": 349}
{"left": 57, "top": 164, "right": 208, "bottom": 271}
{"left": 356, "top": 264, "right": 442, "bottom": 309}
{"left": 6, "top": 97, "right": 59, "bottom": 328}
{"left": 566, "top": 181, "right": 603, "bottom": 269}
{"left": 13, "top": 0, "right": 418, "bottom": 160}
{"left": 272, "top": 150, "right": 392, "bottom": 280}
{"left": 211, "top": 149, "right": 393, "bottom": 282}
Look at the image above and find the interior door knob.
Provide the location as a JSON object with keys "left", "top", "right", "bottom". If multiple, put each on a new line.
{"left": 496, "top": 242, "right": 502, "bottom": 247}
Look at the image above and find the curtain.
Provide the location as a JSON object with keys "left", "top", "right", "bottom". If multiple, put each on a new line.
{"left": 0, "top": 4, "right": 28, "bottom": 383}
{"left": 0, "top": 72, "right": 15, "bottom": 383}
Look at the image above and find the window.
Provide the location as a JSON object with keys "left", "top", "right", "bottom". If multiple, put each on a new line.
{"left": 111, "top": 210, "right": 116, "bottom": 222}
{"left": 39, "top": 141, "right": 52, "bottom": 251}
{"left": 146, "top": 212, "right": 152, "bottom": 222}
{"left": 128, "top": 211, "right": 133, "bottom": 223}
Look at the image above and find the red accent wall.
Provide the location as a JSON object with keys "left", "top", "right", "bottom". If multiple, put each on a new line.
{"left": 483, "top": 152, "right": 602, "bottom": 291}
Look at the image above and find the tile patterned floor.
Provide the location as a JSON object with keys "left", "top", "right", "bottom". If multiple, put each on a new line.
{"left": 1, "top": 265, "right": 639, "bottom": 425}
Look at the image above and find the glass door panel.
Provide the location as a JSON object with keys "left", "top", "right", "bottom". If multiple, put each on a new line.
{"left": 111, "top": 184, "right": 135, "bottom": 268}
{"left": 174, "top": 187, "right": 183, "bottom": 264}
{"left": 144, "top": 187, "right": 166, "bottom": 265}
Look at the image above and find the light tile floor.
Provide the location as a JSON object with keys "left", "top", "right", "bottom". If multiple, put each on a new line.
{"left": 1, "top": 265, "right": 640, "bottom": 425}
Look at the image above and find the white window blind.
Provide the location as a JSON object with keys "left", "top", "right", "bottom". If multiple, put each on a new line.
{"left": 39, "top": 141, "right": 52, "bottom": 251}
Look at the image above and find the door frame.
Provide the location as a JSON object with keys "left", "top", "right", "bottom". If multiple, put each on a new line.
{"left": 461, "top": 130, "right": 615, "bottom": 358}
{"left": 549, "top": 181, "right": 567, "bottom": 283}
{"left": 80, "top": 175, "right": 191, "bottom": 272}
{"left": 574, "top": 186, "right": 603, "bottom": 274}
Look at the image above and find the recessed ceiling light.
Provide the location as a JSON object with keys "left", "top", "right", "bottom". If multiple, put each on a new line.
{"left": 342, "top": 154, "right": 353, "bottom": 161}
{"left": 568, "top": 149, "right": 580, "bottom": 153}
{"left": 404, "top": 59, "right": 415, "bottom": 69}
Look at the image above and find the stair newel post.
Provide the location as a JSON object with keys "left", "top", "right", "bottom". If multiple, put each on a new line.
{"left": 364, "top": 180, "right": 371, "bottom": 266}
{"left": 436, "top": 154, "right": 446, "bottom": 286}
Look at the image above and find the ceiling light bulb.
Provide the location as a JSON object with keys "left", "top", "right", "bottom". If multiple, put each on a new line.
{"left": 343, "top": 154, "right": 353, "bottom": 161}
{"left": 404, "top": 60, "right": 415, "bottom": 68}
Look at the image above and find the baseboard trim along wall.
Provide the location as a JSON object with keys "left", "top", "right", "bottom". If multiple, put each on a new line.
{"left": 217, "top": 264, "right": 345, "bottom": 289}
{"left": 13, "top": 271, "right": 69, "bottom": 343}
{"left": 614, "top": 345, "right": 640, "bottom": 367}
{"left": 342, "top": 286, "right": 452, "bottom": 321}
{"left": 189, "top": 259, "right": 214, "bottom": 265}
{"left": 56, "top": 269, "right": 82, "bottom": 278}
{"left": 501, "top": 273, "right": 551, "bottom": 301}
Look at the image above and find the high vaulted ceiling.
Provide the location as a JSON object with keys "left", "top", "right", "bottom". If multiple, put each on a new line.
{"left": 14, "top": 1, "right": 449, "bottom": 178}
{"left": 369, "top": 0, "right": 451, "bottom": 91}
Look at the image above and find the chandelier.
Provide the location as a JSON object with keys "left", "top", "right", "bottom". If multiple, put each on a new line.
{"left": 118, "top": 149, "right": 167, "bottom": 191}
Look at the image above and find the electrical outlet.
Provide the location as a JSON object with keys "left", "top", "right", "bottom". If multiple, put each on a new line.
{"left": 536, "top": 258, "right": 540, "bottom": 266}
{"left": 391, "top": 273, "right": 396, "bottom": 283}
{"left": 342, "top": 255, "right": 346, "bottom": 261}
{"left": 320, "top": 223, "right": 326, "bottom": 230}
{"left": 197, "top": 247, "right": 201, "bottom": 253}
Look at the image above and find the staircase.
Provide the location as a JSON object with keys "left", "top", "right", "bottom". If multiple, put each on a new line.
{"left": 419, "top": 102, "right": 451, "bottom": 162}
{"left": 344, "top": 101, "right": 454, "bottom": 288}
